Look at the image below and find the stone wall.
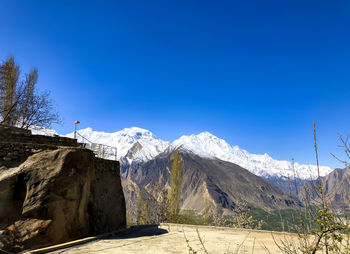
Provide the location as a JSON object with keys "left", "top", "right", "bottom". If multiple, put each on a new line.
{"left": 0, "top": 125, "right": 78, "bottom": 168}
{"left": 0, "top": 130, "right": 77, "bottom": 147}
{"left": 0, "top": 143, "right": 63, "bottom": 168}
{"left": 0, "top": 125, "right": 31, "bottom": 135}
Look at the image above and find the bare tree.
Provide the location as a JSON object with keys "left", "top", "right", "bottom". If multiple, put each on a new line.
{"left": 0, "top": 57, "right": 60, "bottom": 129}
{"left": 16, "top": 90, "right": 60, "bottom": 129}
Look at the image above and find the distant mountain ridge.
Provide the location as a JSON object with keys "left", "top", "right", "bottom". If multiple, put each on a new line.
{"left": 301, "top": 167, "right": 350, "bottom": 208}
{"left": 171, "top": 132, "right": 332, "bottom": 180}
{"left": 65, "top": 127, "right": 333, "bottom": 181}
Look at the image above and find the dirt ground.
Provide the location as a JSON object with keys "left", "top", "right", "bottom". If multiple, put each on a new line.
{"left": 42, "top": 223, "right": 299, "bottom": 254}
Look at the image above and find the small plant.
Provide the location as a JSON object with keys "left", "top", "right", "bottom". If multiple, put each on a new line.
{"left": 136, "top": 193, "right": 152, "bottom": 225}
{"left": 183, "top": 230, "right": 198, "bottom": 254}
{"left": 126, "top": 211, "right": 131, "bottom": 228}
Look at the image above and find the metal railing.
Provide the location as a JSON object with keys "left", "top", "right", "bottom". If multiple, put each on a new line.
{"left": 76, "top": 132, "right": 118, "bottom": 160}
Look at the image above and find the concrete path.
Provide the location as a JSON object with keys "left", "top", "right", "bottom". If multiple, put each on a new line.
{"left": 42, "top": 224, "right": 297, "bottom": 254}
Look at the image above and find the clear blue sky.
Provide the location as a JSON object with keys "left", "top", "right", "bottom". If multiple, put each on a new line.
{"left": 1, "top": 1, "right": 349, "bottom": 168}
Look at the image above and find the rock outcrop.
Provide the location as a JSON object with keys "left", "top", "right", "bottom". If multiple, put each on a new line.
{"left": 0, "top": 148, "right": 126, "bottom": 252}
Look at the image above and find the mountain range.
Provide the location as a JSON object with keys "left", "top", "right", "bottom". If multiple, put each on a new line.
{"left": 65, "top": 127, "right": 332, "bottom": 181}
{"left": 31, "top": 126, "right": 346, "bottom": 220}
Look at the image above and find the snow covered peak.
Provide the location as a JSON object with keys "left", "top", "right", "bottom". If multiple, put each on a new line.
{"left": 119, "top": 127, "right": 157, "bottom": 138}
{"left": 172, "top": 131, "right": 235, "bottom": 159}
{"left": 65, "top": 127, "right": 169, "bottom": 161}
{"left": 197, "top": 131, "right": 215, "bottom": 138}
{"left": 172, "top": 132, "right": 332, "bottom": 180}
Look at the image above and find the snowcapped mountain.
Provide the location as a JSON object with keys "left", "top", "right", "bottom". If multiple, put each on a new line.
{"left": 65, "top": 127, "right": 169, "bottom": 162}
{"left": 171, "top": 132, "right": 332, "bottom": 180}
{"left": 62, "top": 127, "right": 332, "bottom": 181}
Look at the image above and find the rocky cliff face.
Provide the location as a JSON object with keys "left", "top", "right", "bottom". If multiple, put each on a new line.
{"left": 300, "top": 167, "right": 350, "bottom": 208}
{"left": 0, "top": 148, "right": 126, "bottom": 253}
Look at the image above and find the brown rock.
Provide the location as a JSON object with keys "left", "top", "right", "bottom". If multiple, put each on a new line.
{"left": 0, "top": 219, "right": 51, "bottom": 252}
{"left": 0, "top": 148, "right": 126, "bottom": 252}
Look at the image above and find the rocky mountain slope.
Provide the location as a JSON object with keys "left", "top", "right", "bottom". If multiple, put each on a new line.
{"left": 125, "top": 149, "right": 298, "bottom": 214}
{"left": 121, "top": 178, "right": 157, "bottom": 224}
{"left": 300, "top": 166, "right": 350, "bottom": 208}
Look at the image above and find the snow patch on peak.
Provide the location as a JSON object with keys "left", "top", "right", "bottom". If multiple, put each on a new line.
{"left": 172, "top": 131, "right": 237, "bottom": 159}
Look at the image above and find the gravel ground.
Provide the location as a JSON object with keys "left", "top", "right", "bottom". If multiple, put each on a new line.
{"left": 44, "top": 224, "right": 298, "bottom": 254}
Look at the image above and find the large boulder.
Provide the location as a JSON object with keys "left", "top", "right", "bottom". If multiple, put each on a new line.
{"left": 0, "top": 148, "right": 126, "bottom": 252}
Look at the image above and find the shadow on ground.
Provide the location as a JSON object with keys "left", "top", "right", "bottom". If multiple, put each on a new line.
{"left": 106, "top": 225, "right": 168, "bottom": 240}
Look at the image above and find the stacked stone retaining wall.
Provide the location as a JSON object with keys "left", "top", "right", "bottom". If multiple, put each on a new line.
{"left": 0, "top": 125, "right": 78, "bottom": 168}
{"left": 0, "top": 125, "right": 31, "bottom": 135}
